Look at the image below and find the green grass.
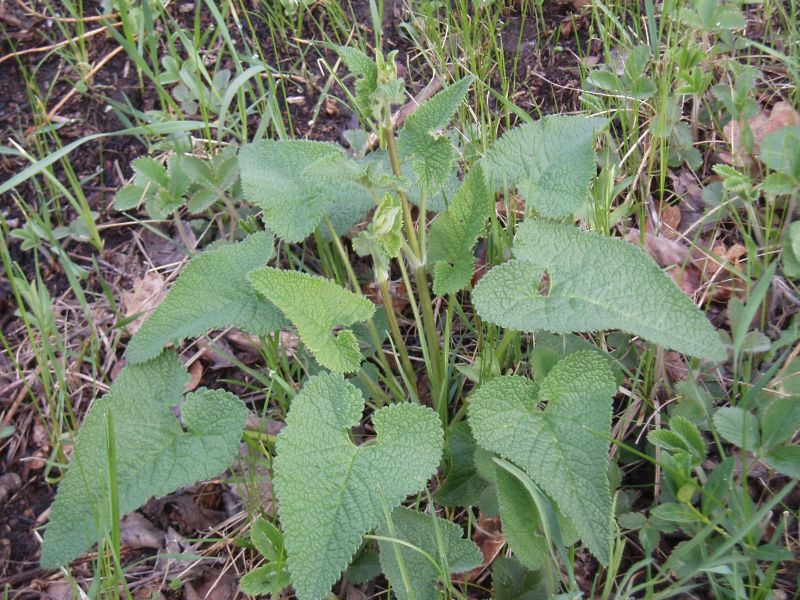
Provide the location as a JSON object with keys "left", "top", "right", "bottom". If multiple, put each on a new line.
{"left": 1, "top": 0, "right": 799, "bottom": 598}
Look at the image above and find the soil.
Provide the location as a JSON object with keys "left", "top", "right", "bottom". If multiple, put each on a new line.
{"left": 0, "top": 0, "right": 609, "bottom": 596}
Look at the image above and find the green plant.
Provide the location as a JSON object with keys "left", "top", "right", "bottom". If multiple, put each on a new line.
{"left": 40, "top": 39, "right": 761, "bottom": 600}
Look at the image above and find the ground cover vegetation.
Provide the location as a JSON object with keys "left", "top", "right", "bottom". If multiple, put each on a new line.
{"left": 0, "top": 0, "right": 798, "bottom": 598}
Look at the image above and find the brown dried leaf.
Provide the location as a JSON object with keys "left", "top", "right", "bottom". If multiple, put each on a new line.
{"left": 722, "top": 101, "right": 800, "bottom": 166}
{"left": 122, "top": 271, "right": 168, "bottom": 335}
{"left": 463, "top": 513, "right": 504, "bottom": 582}
{"left": 186, "top": 360, "right": 204, "bottom": 392}
{"left": 120, "top": 512, "right": 164, "bottom": 550}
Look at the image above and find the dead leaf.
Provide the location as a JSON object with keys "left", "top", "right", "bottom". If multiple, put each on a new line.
{"left": 186, "top": 360, "right": 204, "bottom": 392}
{"left": 184, "top": 568, "right": 238, "bottom": 600}
{"left": 691, "top": 243, "right": 747, "bottom": 300}
{"left": 122, "top": 271, "right": 168, "bottom": 335}
{"left": 461, "top": 513, "right": 504, "bottom": 583}
{"left": 45, "top": 582, "right": 74, "bottom": 600}
{"left": 120, "top": 512, "right": 164, "bottom": 550}
{"left": 722, "top": 101, "right": 800, "bottom": 166}
{"left": 0, "top": 473, "right": 21, "bottom": 506}
{"left": 625, "top": 229, "right": 701, "bottom": 296}
{"left": 660, "top": 205, "right": 682, "bottom": 240}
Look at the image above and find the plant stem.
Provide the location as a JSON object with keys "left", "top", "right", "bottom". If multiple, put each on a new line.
{"left": 379, "top": 277, "right": 419, "bottom": 398}
{"left": 382, "top": 110, "right": 443, "bottom": 403}
{"left": 322, "top": 215, "right": 407, "bottom": 402}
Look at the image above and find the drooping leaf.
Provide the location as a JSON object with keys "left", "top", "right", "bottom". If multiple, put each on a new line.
{"left": 427, "top": 165, "right": 493, "bottom": 296}
{"left": 472, "top": 220, "right": 726, "bottom": 361}
{"left": 41, "top": 352, "right": 247, "bottom": 568}
{"left": 126, "top": 232, "right": 284, "bottom": 363}
{"left": 238, "top": 140, "right": 374, "bottom": 242}
{"left": 434, "top": 422, "right": 488, "bottom": 507}
{"left": 479, "top": 116, "right": 607, "bottom": 217}
{"left": 396, "top": 76, "right": 474, "bottom": 192}
{"left": 239, "top": 564, "right": 291, "bottom": 596}
{"left": 377, "top": 507, "right": 482, "bottom": 600}
{"left": 273, "top": 374, "right": 443, "bottom": 600}
{"left": 248, "top": 268, "right": 375, "bottom": 373}
{"left": 713, "top": 406, "right": 760, "bottom": 449}
{"left": 467, "top": 351, "right": 617, "bottom": 564}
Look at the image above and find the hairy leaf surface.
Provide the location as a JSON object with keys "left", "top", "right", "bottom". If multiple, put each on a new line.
{"left": 479, "top": 116, "right": 607, "bottom": 217}
{"left": 333, "top": 46, "right": 378, "bottom": 112}
{"left": 397, "top": 76, "right": 474, "bottom": 192}
{"left": 41, "top": 352, "right": 247, "bottom": 567}
{"left": 427, "top": 165, "right": 493, "bottom": 296}
{"left": 248, "top": 268, "right": 375, "bottom": 372}
{"left": 467, "top": 352, "right": 616, "bottom": 564}
{"left": 472, "top": 220, "right": 726, "bottom": 360}
{"left": 377, "top": 507, "right": 482, "bottom": 600}
{"left": 238, "top": 140, "right": 374, "bottom": 242}
{"left": 126, "top": 232, "right": 284, "bottom": 363}
{"left": 274, "top": 374, "right": 443, "bottom": 600}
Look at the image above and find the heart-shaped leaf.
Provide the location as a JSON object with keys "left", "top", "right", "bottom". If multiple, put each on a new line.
{"left": 472, "top": 220, "right": 726, "bottom": 360}
{"left": 41, "top": 352, "right": 247, "bottom": 567}
{"left": 479, "top": 116, "right": 607, "bottom": 217}
{"left": 467, "top": 351, "right": 616, "bottom": 564}
{"left": 238, "top": 140, "right": 374, "bottom": 242}
{"left": 274, "top": 374, "right": 443, "bottom": 600}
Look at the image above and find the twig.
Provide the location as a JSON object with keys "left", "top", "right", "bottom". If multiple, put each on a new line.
{"left": 46, "top": 43, "right": 125, "bottom": 120}
{"left": 0, "top": 23, "right": 120, "bottom": 65}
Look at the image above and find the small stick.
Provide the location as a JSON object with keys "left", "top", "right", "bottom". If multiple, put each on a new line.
{"left": 46, "top": 43, "right": 125, "bottom": 121}
{"left": 0, "top": 23, "right": 119, "bottom": 65}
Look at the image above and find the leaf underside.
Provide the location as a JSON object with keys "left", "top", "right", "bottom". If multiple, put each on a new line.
{"left": 479, "top": 115, "right": 607, "bottom": 217}
{"left": 125, "top": 231, "right": 284, "bottom": 364}
{"left": 41, "top": 351, "right": 247, "bottom": 567}
{"left": 238, "top": 140, "right": 374, "bottom": 242}
{"left": 377, "top": 507, "right": 482, "bottom": 600}
{"left": 248, "top": 268, "right": 376, "bottom": 372}
{"left": 472, "top": 220, "right": 726, "bottom": 360}
{"left": 467, "top": 351, "right": 616, "bottom": 564}
{"left": 273, "top": 373, "right": 443, "bottom": 600}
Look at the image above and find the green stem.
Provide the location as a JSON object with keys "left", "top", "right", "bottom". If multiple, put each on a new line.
{"left": 382, "top": 111, "right": 443, "bottom": 404}
{"left": 322, "top": 215, "right": 406, "bottom": 402}
{"left": 379, "top": 278, "right": 419, "bottom": 398}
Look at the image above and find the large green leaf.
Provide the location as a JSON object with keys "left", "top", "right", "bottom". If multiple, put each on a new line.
{"left": 467, "top": 351, "right": 616, "bottom": 564}
{"left": 427, "top": 165, "right": 493, "bottom": 296}
{"left": 397, "top": 76, "right": 474, "bottom": 192}
{"left": 41, "top": 352, "right": 247, "bottom": 567}
{"left": 273, "top": 374, "right": 443, "bottom": 600}
{"left": 377, "top": 507, "right": 482, "bottom": 600}
{"left": 248, "top": 268, "right": 375, "bottom": 372}
{"left": 472, "top": 220, "right": 726, "bottom": 360}
{"left": 479, "top": 116, "right": 607, "bottom": 217}
{"left": 238, "top": 140, "right": 374, "bottom": 242}
{"left": 125, "top": 231, "right": 284, "bottom": 364}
